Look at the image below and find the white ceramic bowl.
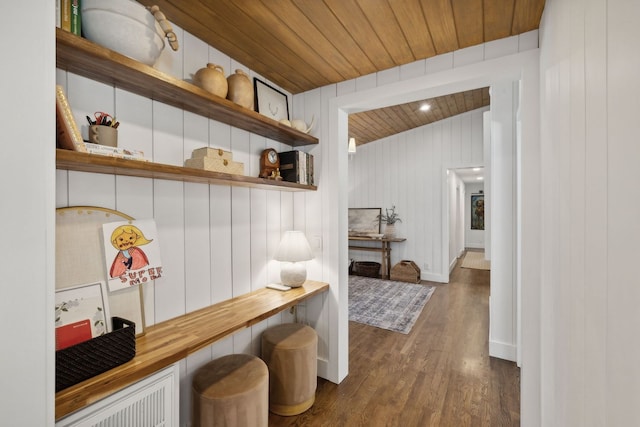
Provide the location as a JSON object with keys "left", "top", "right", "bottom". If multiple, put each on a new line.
{"left": 368, "top": 233, "right": 384, "bottom": 239}
{"left": 82, "top": 0, "right": 165, "bottom": 66}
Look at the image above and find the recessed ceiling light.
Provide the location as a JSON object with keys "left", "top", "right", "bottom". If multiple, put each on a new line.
{"left": 419, "top": 104, "right": 431, "bottom": 111}
{"left": 472, "top": 167, "right": 481, "bottom": 171}
{"left": 476, "top": 176, "right": 484, "bottom": 180}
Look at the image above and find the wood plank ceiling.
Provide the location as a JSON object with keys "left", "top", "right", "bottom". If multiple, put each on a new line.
{"left": 350, "top": 87, "right": 490, "bottom": 145}
{"left": 137, "top": 0, "right": 545, "bottom": 144}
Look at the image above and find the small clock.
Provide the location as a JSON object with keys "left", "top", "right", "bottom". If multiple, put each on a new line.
{"left": 259, "top": 148, "right": 280, "bottom": 178}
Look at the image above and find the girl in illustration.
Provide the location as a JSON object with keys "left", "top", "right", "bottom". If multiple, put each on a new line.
{"left": 109, "top": 224, "right": 152, "bottom": 278}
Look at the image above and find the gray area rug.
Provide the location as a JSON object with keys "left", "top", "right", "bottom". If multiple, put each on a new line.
{"left": 348, "top": 275, "right": 436, "bottom": 334}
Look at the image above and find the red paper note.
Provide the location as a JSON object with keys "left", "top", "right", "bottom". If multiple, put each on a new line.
{"left": 56, "top": 319, "right": 92, "bottom": 350}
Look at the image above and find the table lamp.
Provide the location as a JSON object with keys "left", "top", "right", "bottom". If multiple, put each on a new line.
{"left": 274, "top": 231, "right": 314, "bottom": 287}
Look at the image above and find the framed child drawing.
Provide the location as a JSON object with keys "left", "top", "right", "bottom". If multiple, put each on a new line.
{"left": 102, "top": 219, "right": 163, "bottom": 292}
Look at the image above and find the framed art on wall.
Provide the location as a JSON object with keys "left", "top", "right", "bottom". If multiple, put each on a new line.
{"left": 348, "top": 208, "right": 382, "bottom": 235}
{"left": 471, "top": 193, "right": 485, "bottom": 230}
{"left": 254, "top": 78, "right": 289, "bottom": 121}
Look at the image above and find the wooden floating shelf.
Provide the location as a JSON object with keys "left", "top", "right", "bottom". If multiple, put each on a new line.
{"left": 57, "top": 149, "right": 317, "bottom": 191}
{"left": 55, "top": 280, "right": 329, "bottom": 420}
{"left": 55, "top": 28, "right": 318, "bottom": 148}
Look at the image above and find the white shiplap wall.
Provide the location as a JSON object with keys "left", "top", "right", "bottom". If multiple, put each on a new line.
{"left": 538, "top": 0, "right": 640, "bottom": 426}
{"left": 55, "top": 25, "right": 326, "bottom": 427}
{"left": 347, "top": 107, "right": 488, "bottom": 282}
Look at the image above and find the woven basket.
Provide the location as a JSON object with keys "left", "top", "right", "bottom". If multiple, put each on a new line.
{"left": 56, "top": 317, "right": 136, "bottom": 392}
{"left": 353, "top": 261, "right": 381, "bottom": 278}
{"left": 390, "top": 260, "right": 421, "bottom": 283}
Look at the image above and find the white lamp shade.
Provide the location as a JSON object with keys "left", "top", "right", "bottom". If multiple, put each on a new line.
{"left": 348, "top": 137, "right": 357, "bottom": 153}
{"left": 274, "top": 231, "right": 313, "bottom": 262}
{"left": 275, "top": 231, "right": 313, "bottom": 287}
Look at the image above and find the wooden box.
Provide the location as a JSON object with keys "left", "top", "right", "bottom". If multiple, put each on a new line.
{"left": 191, "top": 147, "right": 233, "bottom": 161}
{"left": 184, "top": 156, "right": 244, "bottom": 175}
{"left": 390, "top": 260, "right": 421, "bottom": 283}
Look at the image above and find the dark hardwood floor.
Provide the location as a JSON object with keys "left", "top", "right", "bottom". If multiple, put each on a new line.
{"left": 269, "top": 254, "right": 520, "bottom": 426}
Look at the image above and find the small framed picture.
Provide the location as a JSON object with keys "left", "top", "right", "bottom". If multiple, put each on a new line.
{"left": 254, "top": 78, "right": 289, "bottom": 121}
{"left": 348, "top": 208, "right": 382, "bottom": 235}
{"left": 55, "top": 281, "right": 111, "bottom": 350}
{"left": 471, "top": 193, "right": 485, "bottom": 230}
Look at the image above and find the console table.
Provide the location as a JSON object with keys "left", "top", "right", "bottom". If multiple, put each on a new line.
{"left": 348, "top": 236, "right": 406, "bottom": 279}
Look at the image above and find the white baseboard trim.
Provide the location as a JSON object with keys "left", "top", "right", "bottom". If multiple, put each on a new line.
{"left": 449, "top": 257, "right": 457, "bottom": 273}
{"left": 421, "top": 271, "right": 448, "bottom": 283}
{"left": 489, "top": 340, "right": 517, "bottom": 362}
{"left": 317, "top": 357, "right": 331, "bottom": 382}
{"left": 465, "top": 243, "right": 485, "bottom": 249}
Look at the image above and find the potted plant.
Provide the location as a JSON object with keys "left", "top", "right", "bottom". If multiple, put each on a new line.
{"left": 378, "top": 205, "right": 401, "bottom": 237}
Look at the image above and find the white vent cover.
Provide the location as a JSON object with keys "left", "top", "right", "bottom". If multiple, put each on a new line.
{"left": 56, "top": 364, "right": 179, "bottom": 427}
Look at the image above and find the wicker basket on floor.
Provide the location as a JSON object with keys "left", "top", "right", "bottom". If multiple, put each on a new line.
{"left": 353, "top": 261, "right": 381, "bottom": 278}
{"left": 390, "top": 260, "right": 421, "bottom": 283}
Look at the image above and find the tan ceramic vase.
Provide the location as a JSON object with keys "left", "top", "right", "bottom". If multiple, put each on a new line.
{"left": 226, "top": 69, "right": 254, "bottom": 109}
{"left": 194, "top": 63, "right": 228, "bottom": 98}
{"left": 384, "top": 223, "right": 396, "bottom": 238}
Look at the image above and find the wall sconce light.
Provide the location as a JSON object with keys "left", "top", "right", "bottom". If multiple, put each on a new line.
{"left": 274, "top": 231, "right": 314, "bottom": 287}
{"left": 348, "top": 137, "right": 357, "bottom": 153}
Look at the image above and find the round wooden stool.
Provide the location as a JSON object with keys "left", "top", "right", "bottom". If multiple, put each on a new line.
{"left": 191, "top": 354, "right": 268, "bottom": 427}
{"left": 261, "top": 323, "right": 317, "bottom": 416}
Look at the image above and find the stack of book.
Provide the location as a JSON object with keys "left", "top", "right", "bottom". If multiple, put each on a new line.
{"left": 56, "top": 85, "right": 87, "bottom": 153}
{"left": 57, "top": 0, "right": 82, "bottom": 35}
{"left": 279, "top": 150, "right": 314, "bottom": 185}
{"left": 83, "top": 142, "right": 148, "bottom": 162}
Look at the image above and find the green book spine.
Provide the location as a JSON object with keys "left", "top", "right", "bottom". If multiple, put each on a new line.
{"left": 70, "top": 0, "right": 81, "bottom": 35}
